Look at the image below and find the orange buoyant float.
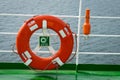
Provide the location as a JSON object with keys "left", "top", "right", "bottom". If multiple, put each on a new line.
{"left": 16, "top": 15, "right": 74, "bottom": 70}
{"left": 83, "top": 9, "right": 91, "bottom": 35}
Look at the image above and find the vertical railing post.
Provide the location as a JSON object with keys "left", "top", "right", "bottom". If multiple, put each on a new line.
{"left": 76, "top": 0, "right": 82, "bottom": 72}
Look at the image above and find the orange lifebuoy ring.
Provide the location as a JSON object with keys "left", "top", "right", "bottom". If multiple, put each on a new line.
{"left": 16, "top": 15, "right": 74, "bottom": 70}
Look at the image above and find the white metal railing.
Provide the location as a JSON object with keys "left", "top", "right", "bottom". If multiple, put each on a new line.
{"left": 0, "top": 32, "right": 120, "bottom": 37}
{"left": 0, "top": 0, "right": 120, "bottom": 65}
{"left": 1, "top": 50, "right": 120, "bottom": 55}
{"left": 1, "top": 13, "right": 120, "bottom": 19}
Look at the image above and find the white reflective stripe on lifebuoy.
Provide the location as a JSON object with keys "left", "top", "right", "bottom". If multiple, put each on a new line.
{"left": 28, "top": 20, "right": 35, "bottom": 27}
{"left": 24, "top": 51, "right": 31, "bottom": 59}
{"left": 24, "top": 59, "right": 32, "bottom": 66}
{"left": 30, "top": 24, "right": 38, "bottom": 31}
{"left": 22, "top": 51, "right": 31, "bottom": 60}
{"left": 42, "top": 20, "right": 47, "bottom": 29}
{"left": 52, "top": 57, "right": 64, "bottom": 66}
{"left": 42, "top": 20, "right": 48, "bottom": 35}
{"left": 59, "top": 30, "right": 66, "bottom": 38}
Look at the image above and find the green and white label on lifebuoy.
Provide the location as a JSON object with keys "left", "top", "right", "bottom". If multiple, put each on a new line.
{"left": 39, "top": 36, "right": 50, "bottom": 46}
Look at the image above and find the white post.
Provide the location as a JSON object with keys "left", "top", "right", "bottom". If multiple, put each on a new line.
{"left": 76, "top": 0, "right": 82, "bottom": 70}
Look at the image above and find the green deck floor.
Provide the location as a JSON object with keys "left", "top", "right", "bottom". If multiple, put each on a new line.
{"left": 1, "top": 70, "right": 120, "bottom": 80}
{"left": 1, "top": 63, "right": 120, "bottom": 80}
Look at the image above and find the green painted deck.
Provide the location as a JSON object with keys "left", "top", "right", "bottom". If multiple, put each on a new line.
{"left": 1, "top": 63, "right": 120, "bottom": 80}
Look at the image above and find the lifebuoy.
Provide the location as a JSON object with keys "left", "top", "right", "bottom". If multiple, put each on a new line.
{"left": 16, "top": 15, "right": 74, "bottom": 70}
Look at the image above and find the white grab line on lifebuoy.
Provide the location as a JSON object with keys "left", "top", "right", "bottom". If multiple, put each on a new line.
{"left": 24, "top": 59, "right": 32, "bottom": 66}
{"left": 48, "top": 46, "right": 56, "bottom": 55}
{"left": 52, "top": 57, "right": 64, "bottom": 66}
{"left": 59, "top": 30, "right": 66, "bottom": 38}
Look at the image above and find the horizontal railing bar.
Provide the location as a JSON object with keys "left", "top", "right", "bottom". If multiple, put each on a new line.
{"left": 0, "top": 50, "right": 13, "bottom": 53}
{"left": 0, "top": 32, "right": 17, "bottom": 35}
{"left": 87, "top": 34, "right": 120, "bottom": 37}
{"left": 0, "top": 13, "right": 79, "bottom": 18}
{"left": 0, "top": 50, "right": 120, "bottom": 55}
{"left": 1, "top": 13, "right": 120, "bottom": 19}
{"left": 0, "top": 32, "right": 55, "bottom": 35}
{"left": 91, "top": 16, "right": 120, "bottom": 19}
{"left": 0, "top": 32, "right": 120, "bottom": 37}
{"left": 54, "top": 15, "right": 79, "bottom": 18}
{"left": 78, "top": 52, "right": 120, "bottom": 55}
{"left": 0, "top": 13, "right": 34, "bottom": 17}
{"left": 0, "top": 50, "right": 76, "bottom": 54}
